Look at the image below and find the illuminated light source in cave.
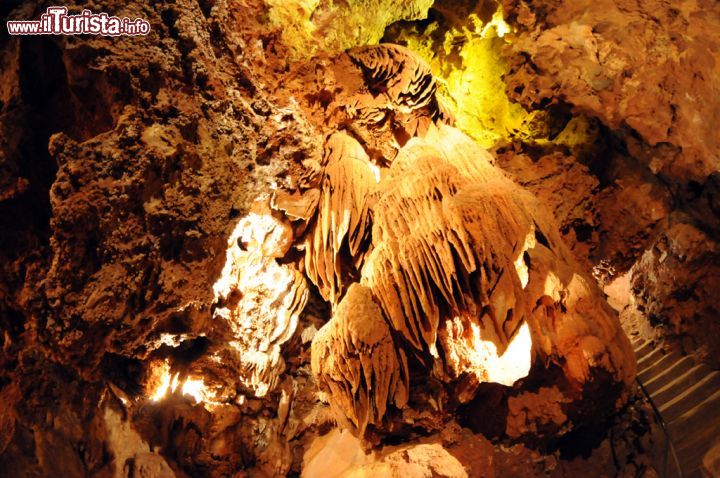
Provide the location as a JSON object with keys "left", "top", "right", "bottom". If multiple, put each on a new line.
{"left": 513, "top": 226, "right": 537, "bottom": 289}
{"left": 544, "top": 271, "right": 564, "bottom": 301}
{"left": 367, "top": 161, "right": 382, "bottom": 183}
{"left": 181, "top": 377, "right": 221, "bottom": 406}
{"left": 159, "top": 333, "right": 193, "bottom": 348}
{"left": 469, "top": 321, "right": 532, "bottom": 387}
{"left": 148, "top": 361, "right": 180, "bottom": 402}
{"left": 480, "top": 9, "right": 512, "bottom": 39}
{"left": 182, "top": 378, "right": 206, "bottom": 403}
{"left": 147, "top": 362, "right": 220, "bottom": 406}
{"left": 385, "top": 6, "right": 595, "bottom": 150}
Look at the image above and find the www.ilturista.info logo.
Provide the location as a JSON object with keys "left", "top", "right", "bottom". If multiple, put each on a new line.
{"left": 7, "top": 6, "right": 151, "bottom": 36}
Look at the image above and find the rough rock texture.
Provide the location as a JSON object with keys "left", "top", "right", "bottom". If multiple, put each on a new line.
{"left": 303, "top": 415, "right": 659, "bottom": 478}
{"left": 383, "top": 0, "right": 546, "bottom": 149}
{"left": 631, "top": 222, "right": 720, "bottom": 366}
{"left": 0, "top": 0, "right": 321, "bottom": 475}
{"left": 266, "top": 0, "right": 434, "bottom": 58}
{"left": 475, "top": 0, "right": 720, "bottom": 375}
{"left": 0, "top": 0, "right": 715, "bottom": 476}
{"left": 496, "top": 147, "right": 673, "bottom": 273}
{"left": 502, "top": 0, "right": 720, "bottom": 183}
{"left": 293, "top": 45, "right": 634, "bottom": 444}
{"left": 212, "top": 200, "right": 309, "bottom": 396}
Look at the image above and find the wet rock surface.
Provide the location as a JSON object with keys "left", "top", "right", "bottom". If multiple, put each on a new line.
{"left": 0, "top": 0, "right": 717, "bottom": 477}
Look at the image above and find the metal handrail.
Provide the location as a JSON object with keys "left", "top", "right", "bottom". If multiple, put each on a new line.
{"left": 636, "top": 377, "right": 684, "bottom": 478}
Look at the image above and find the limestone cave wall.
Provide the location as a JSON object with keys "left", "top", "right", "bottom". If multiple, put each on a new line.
{"left": 0, "top": 0, "right": 718, "bottom": 477}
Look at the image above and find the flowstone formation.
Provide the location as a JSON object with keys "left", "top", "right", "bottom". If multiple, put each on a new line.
{"left": 212, "top": 200, "right": 309, "bottom": 397}
{"left": 2, "top": 0, "right": 717, "bottom": 476}
{"left": 275, "top": 44, "right": 635, "bottom": 444}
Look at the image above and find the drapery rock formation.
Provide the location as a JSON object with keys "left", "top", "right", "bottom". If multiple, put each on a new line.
{"left": 311, "top": 283, "right": 409, "bottom": 437}
{"left": 303, "top": 133, "right": 375, "bottom": 305}
{"left": 300, "top": 45, "right": 635, "bottom": 443}
{"left": 1, "top": 0, "right": 717, "bottom": 476}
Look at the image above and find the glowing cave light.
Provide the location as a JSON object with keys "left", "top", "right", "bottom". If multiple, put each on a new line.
{"left": 367, "top": 161, "right": 382, "bottom": 183}
{"left": 480, "top": 10, "right": 512, "bottom": 39}
{"left": 181, "top": 377, "right": 221, "bottom": 405}
{"left": 544, "top": 271, "right": 563, "bottom": 301}
{"left": 514, "top": 227, "right": 537, "bottom": 289}
{"left": 149, "top": 361, "right": 179, "bottom": 402}
{"left": 385, "top": 5, "right": 600, "bottom": 151}
{"left": 210, "top": 205, "right": 307, "bottom": 398}
{"left": 150, "top": 362, "right": 218, "bottom": 405}
{"left": 147, "top": 362, "right": 220, "bottom": 406}
{"left": 470, "top": 321, "right": 532, "bottom": 386}
{"left": 182, "top": 378, "right": 205, "bottom": 402}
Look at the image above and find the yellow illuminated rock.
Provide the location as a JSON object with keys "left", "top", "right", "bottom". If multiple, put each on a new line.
{"left": 385, "top": 4, "right": 596, "bottom": 149}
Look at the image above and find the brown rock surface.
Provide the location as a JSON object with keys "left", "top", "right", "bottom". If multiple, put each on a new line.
{"left": 631, "top": 222, "right": 720, "bottom": 366}
{"left": 311, "top": 283, "right": 409, "bottom": 437}
{"left": 496, "top": 147, "right": 672, "bottom": 273}
{"left": 502, "top": 0, "right": 720, "bottom": 182}
{"left": 1, "top": 0, "right": 714, "bottom": 476}
{"left": 341, "top": 442, "right": 468, "bottom": 478}
{"left": 0, "top": 1, "right": 319, "bottom": 475}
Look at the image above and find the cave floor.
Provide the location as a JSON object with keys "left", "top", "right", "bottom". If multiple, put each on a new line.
{"left": 633, "top": 338, "right": 720, "bottom": 478}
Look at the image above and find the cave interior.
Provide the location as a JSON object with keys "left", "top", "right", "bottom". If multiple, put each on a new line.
{"left": 0, "top": 0, "right": 719, "bottom": 477}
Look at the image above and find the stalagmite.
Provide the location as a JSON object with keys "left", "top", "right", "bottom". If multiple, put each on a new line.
{"left": 311, "top": 283, "right": 409, "bottom": 437}
{"left": 362, "top": 124, "right": 534, "bottom": 362}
